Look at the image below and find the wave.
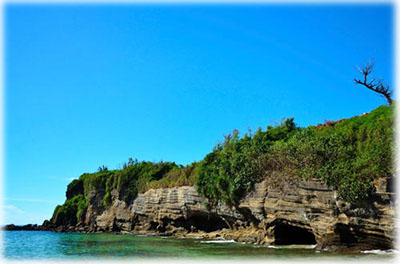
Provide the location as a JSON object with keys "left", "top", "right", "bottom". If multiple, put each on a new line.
{"left": 266, "top": 244, "right": 317, "bottom": 249}
{"left": 361, "top": 249, "right": 398, "bottom": 255}
{"left": 200, "top": 239, "right": 236, "bottom": 244}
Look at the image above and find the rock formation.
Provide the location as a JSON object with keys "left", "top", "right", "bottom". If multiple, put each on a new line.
{"left": 44, "top": 176, "right": 395, "bottom": 251}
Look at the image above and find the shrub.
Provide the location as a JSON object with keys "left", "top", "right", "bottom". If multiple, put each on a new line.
{"left": 197, "top": 118, "right": 297, "bottom": 206}
{"left": 147, "top": 162, "right": 199, "bottom": 189}
{"left": 52, "top": 194, "right": 87, "bottom": 225}
{"left": 197, "top": 105, "right": 393, "bottom": 205}
{"left": 66, "top": 179, "right": 84, "bottom": 200}
{"left": 265, "top": 105, "right": 393, "bottom": 202}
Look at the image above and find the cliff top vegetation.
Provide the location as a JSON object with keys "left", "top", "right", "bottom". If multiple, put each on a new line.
{"left": 53, "top": 104, "right": 394, "bottom": 224}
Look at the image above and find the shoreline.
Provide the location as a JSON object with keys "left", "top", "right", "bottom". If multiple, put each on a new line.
{"left": 3, "top": 176, "right": 395, "bottom": 253}
{"left": 2, "top": 224, "right": 395, "bottom": 254}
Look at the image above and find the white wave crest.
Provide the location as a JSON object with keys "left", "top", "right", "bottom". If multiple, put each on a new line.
{"left": 200, "top": 239, "right": 236, "bottom": 244}
{"left": 361, "top": 249, "right": 398, "bottom": 255}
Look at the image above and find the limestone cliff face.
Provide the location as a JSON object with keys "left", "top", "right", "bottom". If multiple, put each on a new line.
{"left": 236, "top": 178, "right": 395, "bottom": 250}
{"left": 51, "top": 178, "right": 395, "bottom": 251}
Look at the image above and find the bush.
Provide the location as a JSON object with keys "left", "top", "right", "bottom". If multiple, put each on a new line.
{"left": 100, "top": 161, "right": 179, "bottom": 206}
{"left": 147, "top": 162, "right": 199, "bottom": 189}
{"left": 52, "top": 194, "right": 87, "bottom": 225}
{"left": 80, "top": 170, "right": 114, "bottom": 197}
{"left": 66, "top": 179, "right": 84, "bottom": 200}
{"left": 197, "top": 118, "right": 298, "bottom": 206}
{"left": 197, "top": 105, "right": 393, "bottom": 205}
{"left": 265, "top": 105, "right": 394, "bottom": 202}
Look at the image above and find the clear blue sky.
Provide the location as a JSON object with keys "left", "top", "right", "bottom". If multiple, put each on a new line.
{"left": 3, "top": 4, "right": 393, "bottom": 225}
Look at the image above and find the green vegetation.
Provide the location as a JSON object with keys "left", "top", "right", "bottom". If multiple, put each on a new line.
{"left": 52, "top": 194, "right": 87, "bottom": 225}
{"left": 197, "top": 105, "right": 393, "bottom": 205}
{"left": 52, "top": 160, "right": 192, "bottom": 224}
{"left": 196, "top": 118, "right": 299, "bottom": 207}
{"left": 266, "top": 105, "right": 393, "bottom": 202}
{"left": 52, "top": 105, "right": 394, "bottom": 224}
{"left": 102, "top": 160, "right": 178, "bottom": 207}
{"left": 147, "top": 162, "right": 199, "bottom": 190}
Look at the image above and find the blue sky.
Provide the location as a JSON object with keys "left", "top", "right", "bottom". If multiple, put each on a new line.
{"left": 3, "top": 4, "right": 393, "bottom": 225}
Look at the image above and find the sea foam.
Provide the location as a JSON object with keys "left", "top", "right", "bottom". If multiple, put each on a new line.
{"left": 200, "top": 239, "right": 236, "bottom": 244}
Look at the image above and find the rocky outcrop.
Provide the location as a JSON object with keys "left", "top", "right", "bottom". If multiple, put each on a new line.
{"left": 2, "top": 224, "right": 50, "bottom": 231}
{"left": 47, "top": 177, "right": 395, "bottom": 251}
{"left": 235, "top": 178, "right": 395, "bottom": 250}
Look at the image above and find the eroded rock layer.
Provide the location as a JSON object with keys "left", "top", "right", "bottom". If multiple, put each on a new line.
{"left": 47, "top": 178, "right": 395, "bottom": 251}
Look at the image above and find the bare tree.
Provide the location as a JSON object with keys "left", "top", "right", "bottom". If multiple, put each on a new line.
{"left": 354, "top": 61, "right": 392, "bottom": 105}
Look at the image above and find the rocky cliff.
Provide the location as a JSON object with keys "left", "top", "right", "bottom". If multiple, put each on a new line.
{"left": 46, "top": 176, "right": 395, "bottom": 251}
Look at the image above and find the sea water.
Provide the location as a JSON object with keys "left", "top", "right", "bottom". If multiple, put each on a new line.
{"left": 1, "top": 231, "right": 396, "bottom": 260}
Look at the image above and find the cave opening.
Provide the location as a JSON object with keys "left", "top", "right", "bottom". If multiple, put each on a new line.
{"left": 274, "top": 223, "right": 316, "bottom": 245}
{"left": 174, "top": 211, "right": 229, "bottom": 232}
{"left": 334, "top": 223, "right": 357, "bottom": 244}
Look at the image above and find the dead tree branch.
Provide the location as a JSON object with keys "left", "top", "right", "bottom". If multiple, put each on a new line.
{"left": 354, "top": 62, "right": 392, "bottom": 105}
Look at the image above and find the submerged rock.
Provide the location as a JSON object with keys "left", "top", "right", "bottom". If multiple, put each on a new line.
{"left": 3, "top": 224, "right": 45, "bottom": 231}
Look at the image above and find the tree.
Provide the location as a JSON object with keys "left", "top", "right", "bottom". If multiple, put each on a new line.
{"left": 354, "top": 61, "right": 392, "bottom": 105}
{"left": 98, "top": 165, "right": 108, "bottom": 172}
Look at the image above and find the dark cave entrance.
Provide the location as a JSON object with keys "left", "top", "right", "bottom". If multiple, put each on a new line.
{"left": 173, "top": 211, "right": 230, "bottom": 232}
{"left": 334, "top": 223, "right": 357, "bottom": 244}
{"left": 274, "top": 223, "right": 316, "bottom": 245}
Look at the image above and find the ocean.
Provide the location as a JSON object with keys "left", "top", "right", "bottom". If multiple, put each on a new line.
{"left": 2, "top": 231, "right": 396, "bottom": 260}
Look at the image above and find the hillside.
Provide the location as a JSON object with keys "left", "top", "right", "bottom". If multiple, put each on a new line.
{"left": 45, "top": 105, "right": 395, "bottom": 251}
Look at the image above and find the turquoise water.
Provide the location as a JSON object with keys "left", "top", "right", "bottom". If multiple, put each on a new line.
{"left": 2, "top": 231, "right": 396, "bottom": 260}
